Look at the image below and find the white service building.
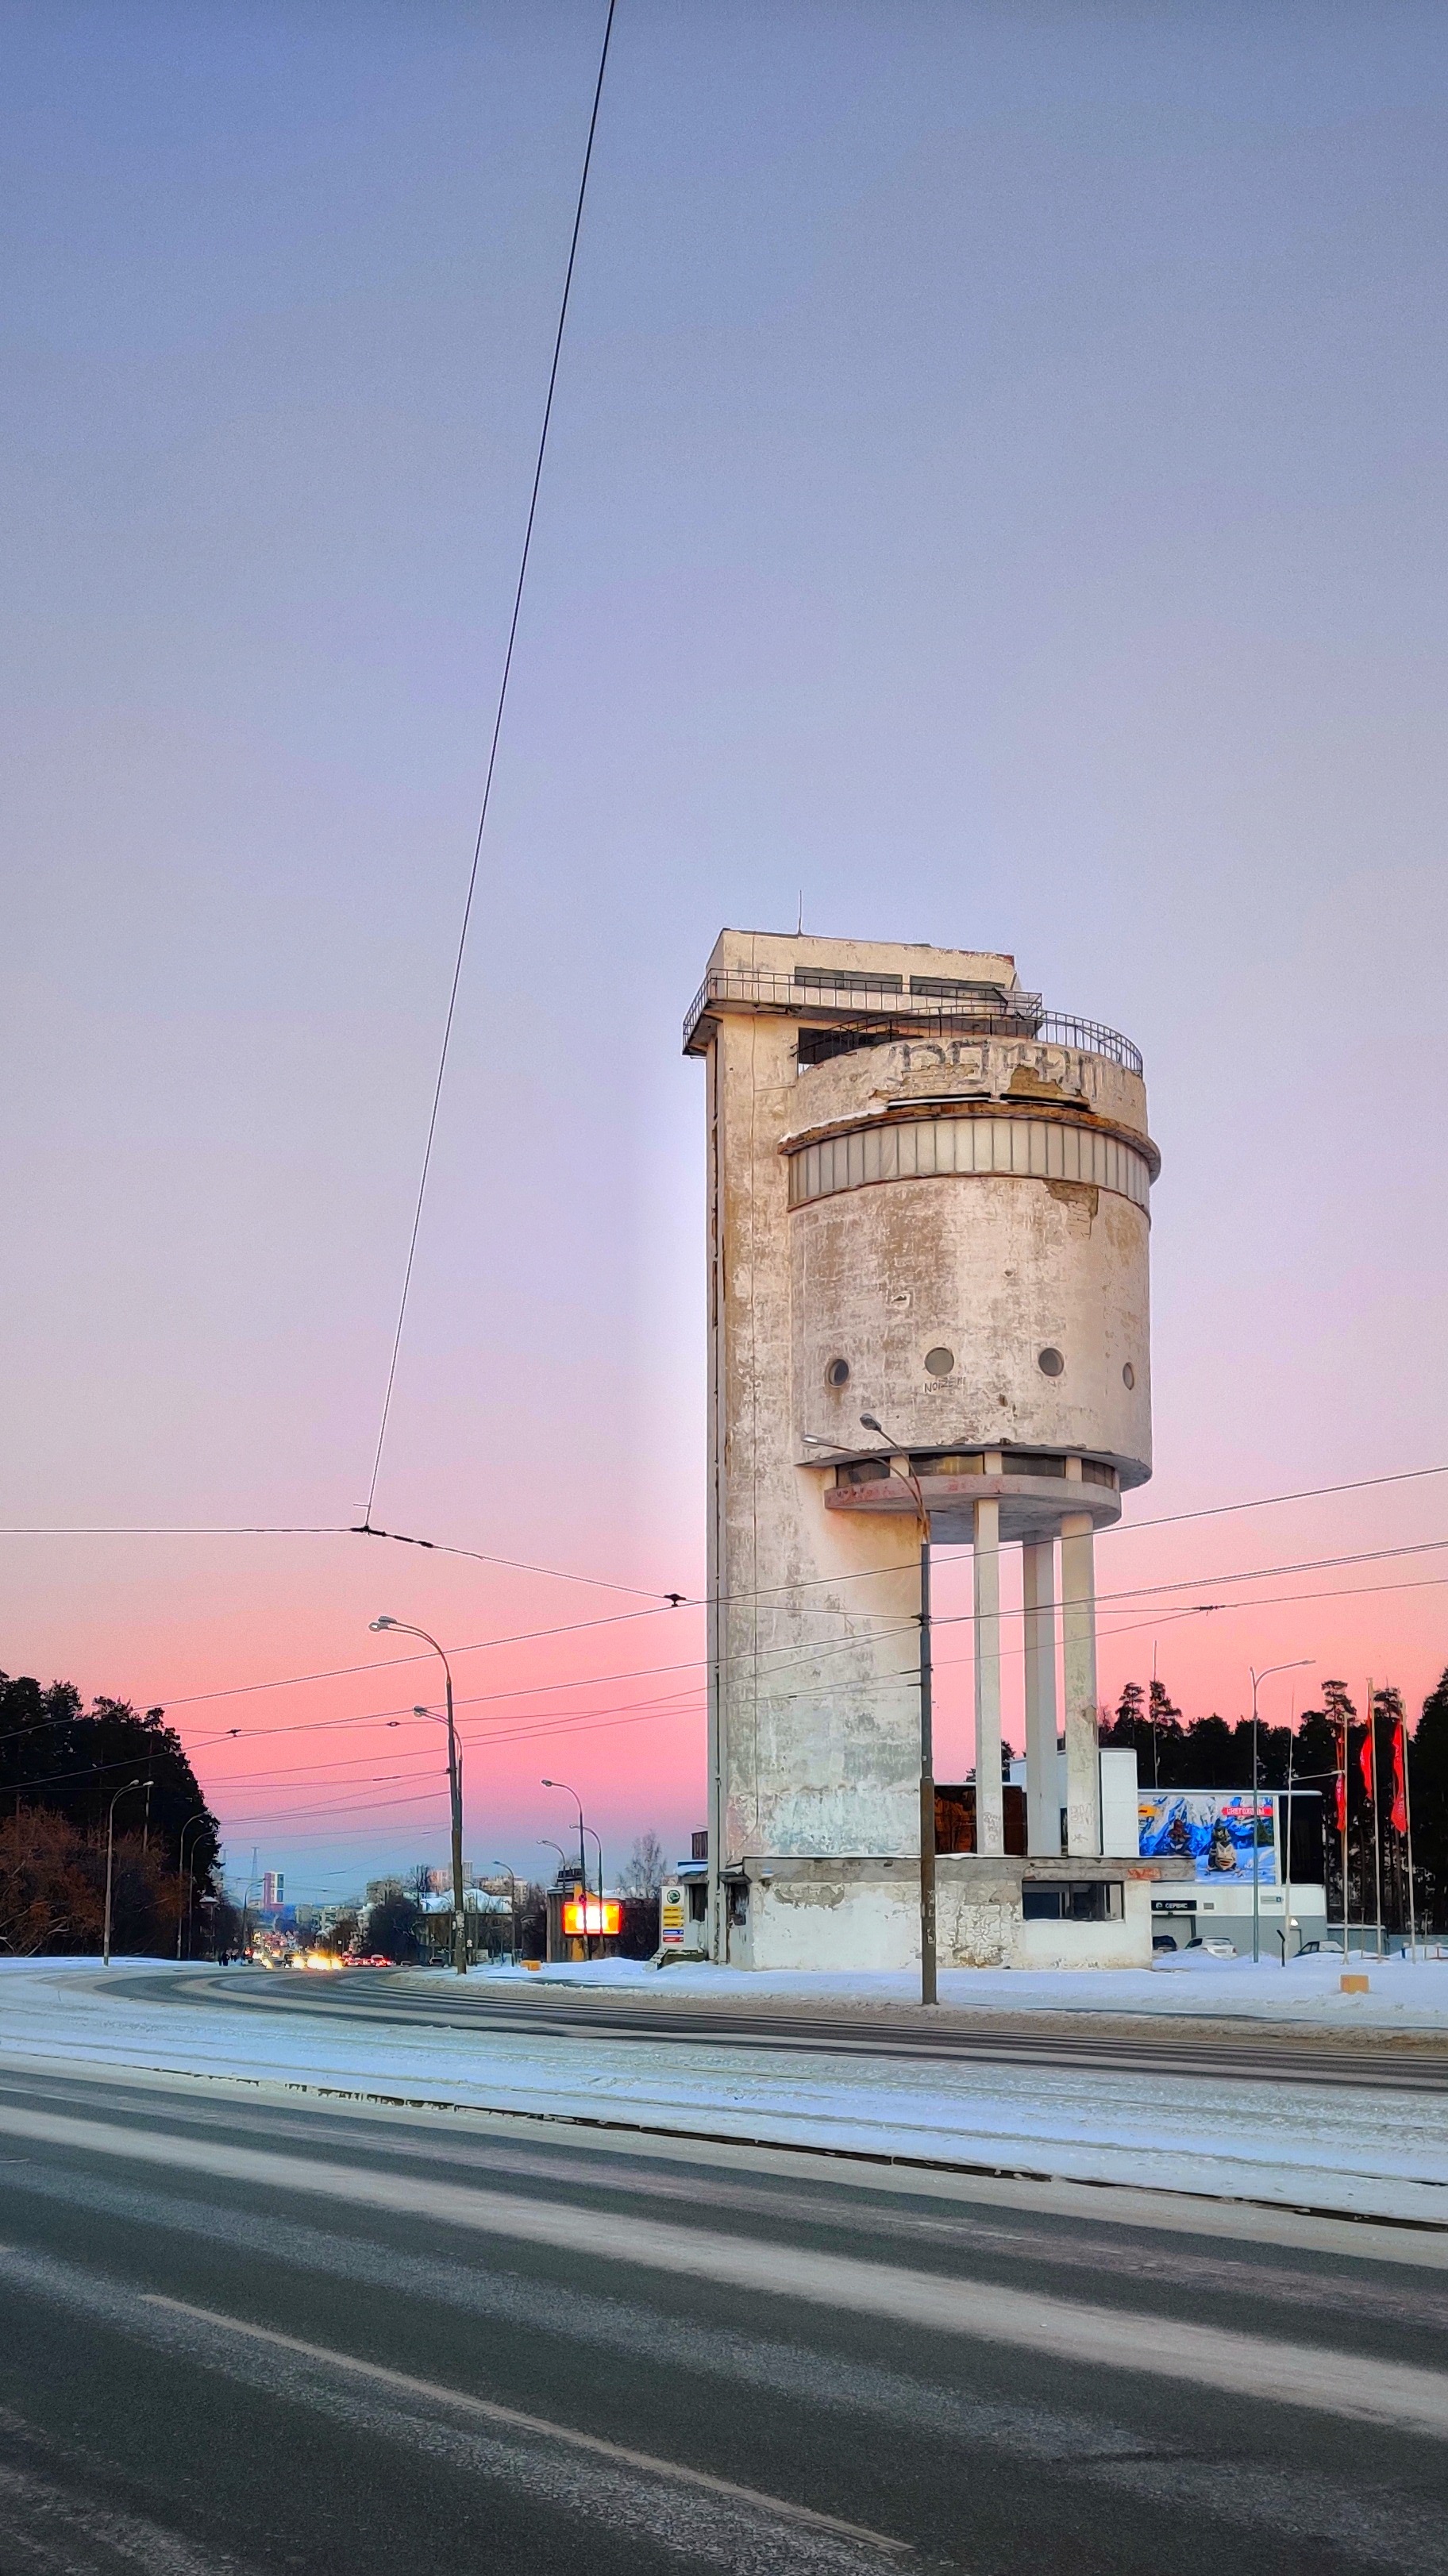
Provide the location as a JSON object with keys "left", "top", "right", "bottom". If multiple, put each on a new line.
{"left": 685, "top": 927, "right": 1189, "bottom": 1969}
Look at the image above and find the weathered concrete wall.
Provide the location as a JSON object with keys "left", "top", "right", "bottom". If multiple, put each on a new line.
{"left": 709, "top": 1009, "right": 920, "bottom": 1874}
{"left": 733, "top": 1858, "right": 1160, "bottom": 1971}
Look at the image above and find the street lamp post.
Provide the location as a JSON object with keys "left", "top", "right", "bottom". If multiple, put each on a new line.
{"left": 176, "top": 1814, "right": 209, "bottom": 1961}
{"left": 492, "top": 1861, "right": 519, "bottom": 1965}
{"left": 1249, "top": 1661, "right": 1312, "bottom": 1965}
{"left": 102, "top": 1780, "right": 144, "bottom": 1967}
{"left": 371, "top": 1620, "right": 467, "bottom": 1974}
{"left": 542, "top": 1780, "right": 590, "bottom": 1961}
{"left": 538, "top": 1841, "right": 568, "bottom": 1964}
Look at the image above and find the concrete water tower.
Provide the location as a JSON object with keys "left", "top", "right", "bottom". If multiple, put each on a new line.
{"left": 684, "top": 928, "right": 1161, "bottom": 1969}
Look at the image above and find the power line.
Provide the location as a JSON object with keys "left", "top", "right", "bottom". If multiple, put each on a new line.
{"left": 163, "top": 1599, "right": 674, "bottom": 1712}
{"left": 350, "top": 1520, "right": 674, "bottom": 1602}
{"left": 0, "top": 1525, "right": 349, "bottom": 1538}
{"left": 9, "top": 1461, "right": 1443, "bottom": 1759}
{"left": 160, "top": 1524, "right": 1448, "bottom": 1745}
{"left": 361, "top": 0, "right": 617, "bottom": 1528}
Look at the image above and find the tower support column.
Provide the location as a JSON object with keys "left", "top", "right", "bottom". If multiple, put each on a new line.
{"left": 973, "top": 1496, "right": 1004, "bottom": 1853}
{"left": 1061, "top": 1512, "right": 1101, "bottom": 1856}
{"left": 1022, "top": 1537, "right": 1059, "bottom": 1854}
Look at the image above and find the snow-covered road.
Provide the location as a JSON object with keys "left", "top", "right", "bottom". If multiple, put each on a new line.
{"left": 2, "top": 1960, "right": 1445, "bottom": 2226}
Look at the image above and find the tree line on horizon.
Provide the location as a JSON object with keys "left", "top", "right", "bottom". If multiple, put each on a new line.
{"left": 0, "top": 1674, "right": 225, "bottom": 1957}
{"left": 1099, "top": 1666, "right": 1448, "bottom": 1930}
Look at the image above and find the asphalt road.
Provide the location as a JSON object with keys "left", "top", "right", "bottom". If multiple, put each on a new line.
{"left": 0, "top": 2059, "right": 1443, "bottom": 2575}
{"left": 119, "top": 1964, "right": 1448, "bottom": 2096}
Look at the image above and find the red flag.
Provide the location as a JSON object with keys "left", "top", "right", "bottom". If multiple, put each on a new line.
{"left": 1335, "top": 1765, "right": 1346, "bottom": 1834}
{"left": 1392, "top": 1722, "right": 1408, "bottom": 1837}
{"left": 1358, "top": 1730, "right": 1375, "bottom": 1801}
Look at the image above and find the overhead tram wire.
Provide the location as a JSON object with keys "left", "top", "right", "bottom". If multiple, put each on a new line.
{"left": 2, "top": 1456, "right": 1442, "bottom": 1619}
{"left": 349, "top": 1519, "right": 677, "bottom": 1603}
{"left": 118, "top": 1458, "right": 1448, "bottom": 1722}
{"left": 150, "top": 1522, "right": 1448, "bottom": 1751}
{"left": 25, "top": 1463, "right": 1438, "bottom": 1768}
{"left": 0, "top": 1517, "right": 680, "bottom": 1603}
{"left": 179, "top": 1569, "right": 1448, "bottom": 1828}
{"left": 360, "top": 0, "right": 618, "bottom": 1534}
{"left": 178, "top": 1544, "right": 1448, "bottom": 1769}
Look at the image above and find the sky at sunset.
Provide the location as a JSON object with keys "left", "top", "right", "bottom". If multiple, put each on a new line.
{"left": 4, "top": 2, "right": 1447, "bottom": 1899}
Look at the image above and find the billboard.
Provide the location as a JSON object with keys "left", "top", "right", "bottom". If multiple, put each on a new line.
{"left": 660, "top": 1881, "right": 687, "bottom": 1949}
{"left": 1138, "top": 1791, "right": 1277, "bottom": 1884}
{"left": 562, "top": 1899, "right": 622, "bottom": 1937}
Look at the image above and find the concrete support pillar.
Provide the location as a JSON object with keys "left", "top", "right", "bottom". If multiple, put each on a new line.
{"left": 972, "top": 1497, "right": 1004, "bottom": 1854}
{"left": 1022, "top": 1537, "right": 1059, "bottom": 1856}
{"left": 1061, "top": 1512, "right": 1101, "bottom": 1857}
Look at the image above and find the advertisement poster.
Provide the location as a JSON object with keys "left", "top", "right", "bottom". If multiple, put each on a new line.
{"left": 1138, "top": 1791, "right": 1277, "bottom": 1884}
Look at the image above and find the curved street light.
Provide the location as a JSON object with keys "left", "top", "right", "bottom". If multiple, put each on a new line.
{"left": 491, "top": 1861, "right": 519, "bottom": 1965}
{"left": 102, "top": 1780, "right": 144, "bottom": 1967}
{"left": 176, "top": 1813, "right": 210, "bottom": 1961}
{"left": 1249, "top": 1660, "right": 1314, "bottom": 1965}
{"left": 370, "top": 1619, "right": 467, "bottom": 1975}
{"left": 541, "top": 1780, "right": 591, "bottom": 1961}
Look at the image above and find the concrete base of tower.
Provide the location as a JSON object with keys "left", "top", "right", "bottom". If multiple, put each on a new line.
{"left": 718, "top": 1854, "right": 1194, "bottom": 1972}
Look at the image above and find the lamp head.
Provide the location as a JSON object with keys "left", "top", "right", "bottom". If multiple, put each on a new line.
{"left": 413, "top": 1704, "right": 429, "bottom": 1717}
{"left": 859, "top": 1413, "right": 884, "bottom": 1436}
{"left": 369, "top": 1616, "right": 396, "bottom": 1633}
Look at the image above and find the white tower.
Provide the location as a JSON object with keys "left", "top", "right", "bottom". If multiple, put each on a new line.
{"left": 685, "top": 929, "right": 1160, "bottom": 1969}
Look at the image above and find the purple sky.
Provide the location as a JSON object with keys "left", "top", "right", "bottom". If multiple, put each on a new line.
{"left": 3, "top": 2, "right": 1446, "bottom": 1897}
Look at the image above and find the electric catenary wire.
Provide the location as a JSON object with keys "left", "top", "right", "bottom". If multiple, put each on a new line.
{"left": 360, "top": 0, "right": 617, "bottom": 1532}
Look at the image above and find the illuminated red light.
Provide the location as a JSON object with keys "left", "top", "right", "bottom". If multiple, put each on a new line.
{"left": 562, "top": 1899, "right": 621, "bottom": 1937}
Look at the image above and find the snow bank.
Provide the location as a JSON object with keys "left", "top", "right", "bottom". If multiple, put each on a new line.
{"left": 482, "top": 1949, "right": 1448, "bottom": 2030}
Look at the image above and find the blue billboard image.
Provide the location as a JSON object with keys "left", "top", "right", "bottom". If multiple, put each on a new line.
{"left": 1138, "top": 1791, "right": 1277, "bottom": 1884}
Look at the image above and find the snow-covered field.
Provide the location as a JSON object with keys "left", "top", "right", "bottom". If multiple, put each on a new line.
{"left": 491, "top": 1949, "right": 1448, "bottom": 2031}
{"left": 0, "top": 1959, "right": 1445, "bottom": 2227}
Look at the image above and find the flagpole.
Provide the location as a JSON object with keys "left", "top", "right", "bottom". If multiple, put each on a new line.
{"left": 1340, "top": 1710, "right": 1350, "bottom": 1961}
{"left": 1404, "top": 1713, "right": 1418, "bottom": 1965}
{"left": 1282, "top": 1713, "right": 1295, "bottom": 1968}
{"left": 1360, "top": 1679, "right": 1370, "bottom": 1957}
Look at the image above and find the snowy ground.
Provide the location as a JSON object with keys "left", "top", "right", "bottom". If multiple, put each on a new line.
{"left": 487, "top": 1949, "right": 1448, "bottom": 2031}
{"left": 0, "top": 1959, "right": 1445, "bottom": 2226}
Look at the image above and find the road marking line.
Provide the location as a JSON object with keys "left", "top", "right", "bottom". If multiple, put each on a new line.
{"left": 141, "top": 2292, "right": 907, "bottom": 2553}
{"left": 3, "top": 2103, "right": 1447, "bottom": 2438}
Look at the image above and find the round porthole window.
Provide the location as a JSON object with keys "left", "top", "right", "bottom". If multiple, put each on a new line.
{"left": 924, "top": 1347, "right": 954, "bottom": 1378}
{"left": 1038, "top": 1347, "right": 1065, "bottom": 1378}
{"left": 826, "top": 1357, "right": 850, "bottom": 1389}
{"left": 1122, "top": 1362, "right": 1136, "bottom": 1390}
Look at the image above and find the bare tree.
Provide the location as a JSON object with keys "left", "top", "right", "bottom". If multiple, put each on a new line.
{"left": 619, "top": 1830, "right": 667, "bottom": 1895}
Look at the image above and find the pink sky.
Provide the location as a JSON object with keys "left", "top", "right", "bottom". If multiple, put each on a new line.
{"left": 3, "top": 5, "right": 1446, "bottom": 1894}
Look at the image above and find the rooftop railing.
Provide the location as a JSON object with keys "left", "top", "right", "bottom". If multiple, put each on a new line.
{"left": 682, "top": 967, "right": 1142, "bottom": 1076}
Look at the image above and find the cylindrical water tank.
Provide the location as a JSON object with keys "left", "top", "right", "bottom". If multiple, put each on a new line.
{"left": 784, "top": 1032, "right": 1156, "bottom": 1483}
